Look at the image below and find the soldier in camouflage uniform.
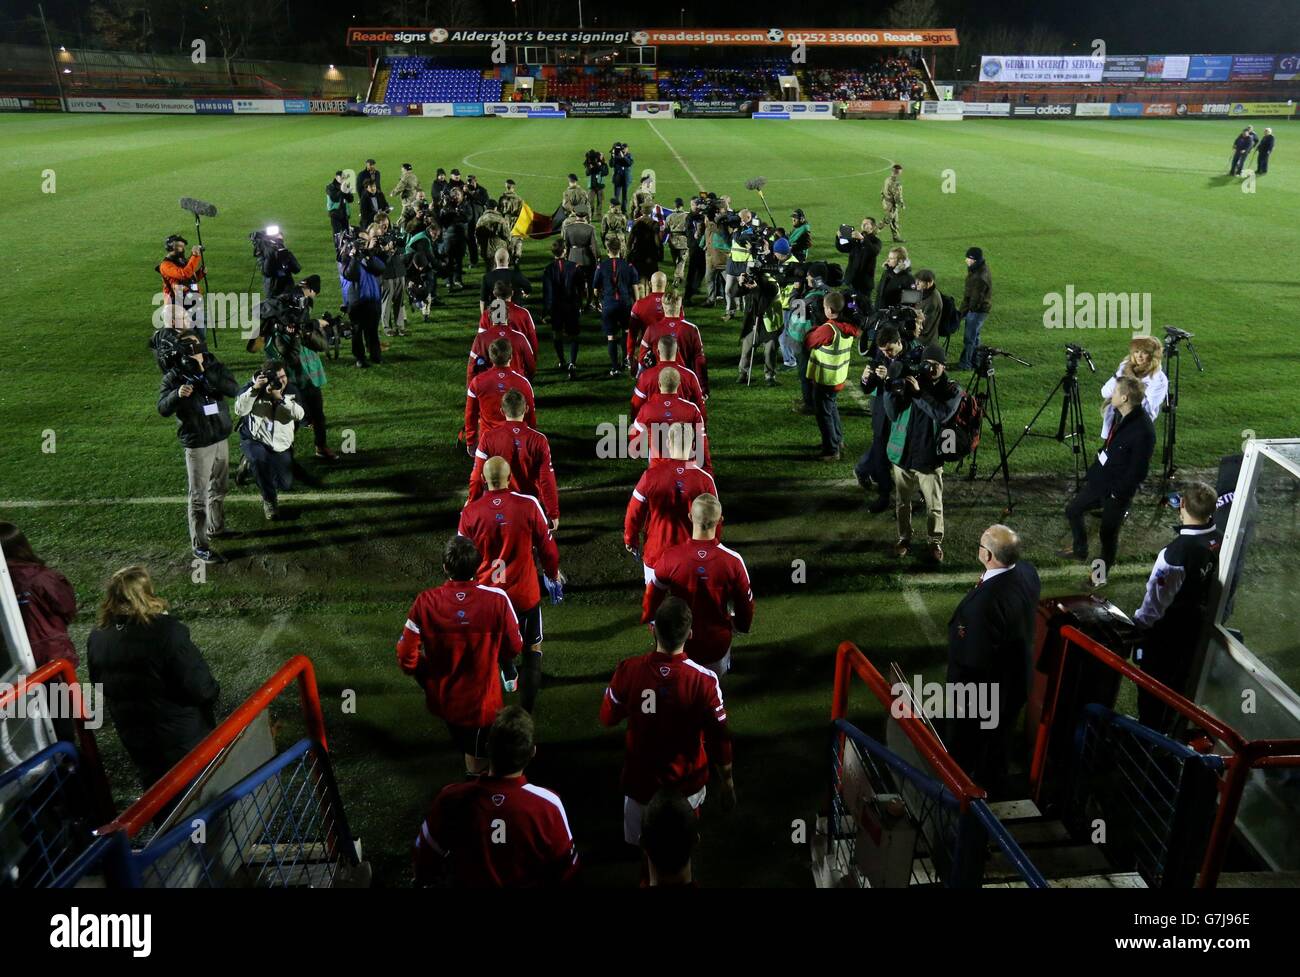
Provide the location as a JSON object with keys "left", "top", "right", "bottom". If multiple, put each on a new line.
{"left": 601, "top": 203, "right": 628, "bottom": 258}
{"left": 881, "top": 164, "right": 906, "bottom": 243}
{"left": 561, "top": 173, "right": 592, "bottom": 228}
{"left": 633, "top": 168, "right": 657, "bottom": 212}
{"left": 498, "top": 180, "right": 524, "bottom": 265}
{"left": 665, "top": 197, "right": 691, "bottom": 286}
{"left": 475, "top": 202, "right": 512, "bottom": 267}
{"left": 390, "top": 163, "right": 422, "bottom": 213}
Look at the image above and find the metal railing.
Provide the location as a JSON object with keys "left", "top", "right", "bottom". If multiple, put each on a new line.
{"left": 129, "top": 738, "right": 358, "bottom": 888}
{"left": 828, "top": 642, "right": 1048, "bottom": 888}
{"left": 1032, "top": 625, "right": 1300, "bottom": 887}
{"left": 1069, "top": 704, "right": 1222, "bottom": 888}
{"left": 0, "top": 742, "right": 93, "bottom": 888}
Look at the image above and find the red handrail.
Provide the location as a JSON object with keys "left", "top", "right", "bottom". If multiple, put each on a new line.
{"left": 0, "top": 658, "right": 115, "bottom": 820}
{"left": 1033, "top": 625, "right": 1300, "bottom": 888}
{"left": 97, "top": 654, "right": 328, "bottom": 838}
{"left": 833, "top": 641, "right": 986, "bottom": 809}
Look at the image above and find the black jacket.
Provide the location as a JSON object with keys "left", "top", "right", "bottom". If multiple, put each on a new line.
{"left": 876, "top": 263, "right": 915, "bottom": 309}
{"left": 1258, "top": 134, "right": 1275, "bottom": 155}
{"left": 882, "top": 369, "right": 961, "bottom": 473}
{"left": 87, "top": 614, "right": 220, "bottom": 785}
{"left": 158, "top": 354, "right": 239, "bottom": 449}
{"left": 1086, "top": 406, "right": 1156, "bottom": 500}
{"left": 961, "top": 261, "right": 992, "bottom": 314}
{"left": 836, "top": 232, "right": 882, "bottom": 296}
{"left": 480, "top": 267, "right": 532, "bottom": 305}
{"left": 947, "top": 561, "right": 1042, "bottom": 707}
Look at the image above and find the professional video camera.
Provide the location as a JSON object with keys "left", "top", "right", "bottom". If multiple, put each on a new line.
{"left": 250, "top": 225, "right": 288, "bottom": 258}
{"left": 1064, "top": 342, "right": 1097, "bottom": 374}
{"left": 319, "top": 309, "right": 348, "bottom": 360}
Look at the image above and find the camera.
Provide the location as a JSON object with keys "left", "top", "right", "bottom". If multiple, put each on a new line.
{"left": 886, "top": 346, "right": 929, "bottom": 393}
{"left": 250, "top": 226, "right": 286, "bottom": 258}
{"left": 1064, "top": 343, "right": 1097, "bottom": 373}
{"left": 255, "top": 368, "right": 285, "bottom": 394}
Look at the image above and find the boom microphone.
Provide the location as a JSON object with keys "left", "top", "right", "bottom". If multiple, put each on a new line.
{"left": 180, "top": 197, "right": 218, "bottom": 218}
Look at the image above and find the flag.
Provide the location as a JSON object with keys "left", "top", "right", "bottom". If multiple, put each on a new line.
{"left": 628, "top": 205, "right": 674, "bottom": 244}
{"left": 512, "top": 200, "right": 561, "bottom": 239}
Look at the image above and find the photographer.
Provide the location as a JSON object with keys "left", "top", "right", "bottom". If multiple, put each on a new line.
{"left": 737, "top": 266, "right": 781, "bottom": 386}
{"left": 610, "top": 142, "right": 633, "bottom": 210}
{"left": 875, "top": 246, "right": 914, "bottom": 310}
{"left": 836, "top": 217, "right": 882, "bottom": 300}
{"left": 787, "top": 209, "right": 812, "bottom": 263}
{"left": 912, "top": 269, "right": 943, "bottom": 347}
{"left": 264, "top": 274, "right": 336, "bottom": 460}
{"left": 882, "top": 345, "right": 962, "bottom": 562}
{"left": 234, "top": 363, "right": 306, "bottom": 521}
{"left": 437, "top": 189, "right": 468, "bottom": 291}
{"left": 157, "top": 329, "right": 239, "bottom": 563}
{"left": 584, "top": 150, "right": 609, "bottom": 215}
{"left": 722, "top": 213, "right": 756, "bottom": 320}
{"left": 326, "top": 171, "right": 353, "bottom": 236}
{"left": 253, "top": 228, "right": 301, "bottom": 302}
{"left": 380, "top": 227, "right": 408, "bottom": 339}
{"left": 702, "top": 202, "right": 731, "bottom": 308}
{"left": 853, "top": 325, "right": 906, "bottom": 513}
{"left": 955, "top": 247, "right": 992, "bottom": 371}
{"left": 339, "top": 229, "right": 386, "bottom": 367}
{"left": 463, "top": 174, "right": 490, "bottom": 267}
{"left": 404, "top": 209, "right": 443, "bottom": 317}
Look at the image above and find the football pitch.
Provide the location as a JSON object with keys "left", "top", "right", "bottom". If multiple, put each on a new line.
{"left": 2, "top": 114, "right": 1295, "bottom": 887}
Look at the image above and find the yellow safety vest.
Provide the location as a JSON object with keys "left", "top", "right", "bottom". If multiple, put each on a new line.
{"left": 807, "top": 323, "right": 854, "bottom": 387}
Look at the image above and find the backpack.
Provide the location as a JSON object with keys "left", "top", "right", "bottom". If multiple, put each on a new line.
{"left": 937, "top": 391, "right": 983, "bottom": 461}
{"left": 938, "top": 291, "right": 961, "bottom": 338}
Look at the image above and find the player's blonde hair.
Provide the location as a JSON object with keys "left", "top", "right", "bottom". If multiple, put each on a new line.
{"left": 483, "top": 456, "right": 512, "bottom": 489}
{"left": 661, "top": 291, "right": 683, "bottom": 316}
{"left": 691, "top": 493, "right": 722, "bottom": 532}
{"left": 657, "top": 335, "right": 678, "bottom": 359}
{"left": 658, "top": 367, "right": 682, "bottom": 394}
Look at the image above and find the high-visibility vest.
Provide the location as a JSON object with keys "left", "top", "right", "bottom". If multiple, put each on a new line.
{"left": 807, "top": 323, "right": 853, "bottom": 387}
{"left": 729, "top": 237, "right": 750, "bottom": 265}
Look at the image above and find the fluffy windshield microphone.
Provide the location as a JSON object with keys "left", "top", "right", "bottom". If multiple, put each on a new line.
{"left": 180, "top": 197, "right": 218, "bottom": 218}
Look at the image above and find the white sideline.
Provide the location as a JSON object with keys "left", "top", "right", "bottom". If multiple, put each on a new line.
{"left": 647, "top": 120, "right": 705, "bottom": 190}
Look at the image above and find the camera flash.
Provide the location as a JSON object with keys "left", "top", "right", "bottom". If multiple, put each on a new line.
{"left": 266, "top": 225, "right": 280, "bottom": 236}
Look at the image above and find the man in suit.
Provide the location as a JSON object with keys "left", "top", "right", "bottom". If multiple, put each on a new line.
{"left": 1255, "top": 128, "right": 1275, "bottom": 175}
{"left": 1061, "top": 376, "right": 1156, "bottom": 576}
{"left": 946, "top": 524, "right": 1041, "bottom": 796}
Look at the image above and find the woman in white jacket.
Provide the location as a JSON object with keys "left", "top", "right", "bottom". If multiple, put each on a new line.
{"left": 1100, "top": 336, "right": 1167, "bottom": 440}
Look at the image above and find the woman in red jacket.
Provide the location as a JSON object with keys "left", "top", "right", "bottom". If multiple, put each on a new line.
{"left": 1, "top": 523, "right": 78, "bottom": 667}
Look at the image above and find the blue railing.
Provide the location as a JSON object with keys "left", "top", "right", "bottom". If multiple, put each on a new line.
{"left": 126, "top": 737, "right": 359, "bottom": 888}
{"left": 0, "top": 741, "right": 94, "bottom": 888}
{"left": 1069, "top": 703, "right": 1224, "bottom": 888}
{"left": 829, "top": 719, "right": 1048, "bottom": 888}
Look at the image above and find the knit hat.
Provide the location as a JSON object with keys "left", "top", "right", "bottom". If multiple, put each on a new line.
{"left": 773, "top": 238, "right": 791, "bottom": 256}
{"left": 299, "top": 274, "right": 322, "bottom": 293}
{"left": 923, "top": 344, "right": 946, "bottom": 365}
{"left": 966, "top": 246, "right": 983, "bottom": 262}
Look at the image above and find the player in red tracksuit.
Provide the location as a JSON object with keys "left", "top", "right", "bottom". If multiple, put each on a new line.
{"left": 396, "top": 535, "right": 524, "bottom": 774}
{"left": 627, "top": 271, "right": 667, "bottom": 363}
{"left": 459, "top": 457, "right": 562, "bottom": 713}
{"left": 599, "top": 597, "right": 735, "bottom": 846}
{"left": 637, "top": 292, "right": 708, "bottom": 394}
{"left": 468, "top": 322, "right": 536, "bottom": 384}
{"left": 469, "top": 389, "right": 559, "bottom": 529}
{"left": 479, "top": 281, "right": 539, "bottom": 358}
{"left": 624, "top": 422, "right": 719, "bottom": 584}
{"left": 632, "top": 335, "right": 707, "bottom": 424}
{"left": 464, "top": 339, "right": 537, "bottom": 453}
{"left": 629, "top": 366, "right": 711, "bottom": 473}
{"left": 644, "top": 494, "right": 753, "bottom": 676}
{"left": 414, "top": 706, "right": 578, "bottom": 887}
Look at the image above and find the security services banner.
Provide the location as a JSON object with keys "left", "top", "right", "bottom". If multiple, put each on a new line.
{"left": 980, "top": 56, "right": 1103, "bottom": 82}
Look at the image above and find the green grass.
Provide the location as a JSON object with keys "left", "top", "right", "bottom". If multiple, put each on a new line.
{"left": 1, "top": 115, "right": 1294, "bottom": 887}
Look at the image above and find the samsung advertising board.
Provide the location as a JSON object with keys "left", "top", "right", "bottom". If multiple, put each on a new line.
{"left": 979, "top": 56, "right": 1103, "bottom": 82}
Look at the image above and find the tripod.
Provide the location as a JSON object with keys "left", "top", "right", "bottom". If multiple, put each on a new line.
{"left": 962, "top": 346, "right": 1031, "bottom": 514}
{"left": 1001, "top": 344, "right": 1096, "bottom": 490}
{"left": 1160, "top": 327, "right": 1204, "bottom": 493}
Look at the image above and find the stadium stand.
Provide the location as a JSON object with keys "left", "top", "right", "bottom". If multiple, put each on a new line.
{"left": 801, "top": 59, "right": 927, "bottom": 101}
{"left": 379, "top": 57, "right": 502, "bottom": 103}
